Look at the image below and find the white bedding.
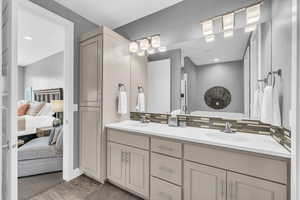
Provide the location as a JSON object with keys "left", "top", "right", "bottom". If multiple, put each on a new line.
{"left": 18, "top": 115, "right": 55, "bottom": 132}
{"left": 24, "top": 115, "right": 55, "bottom": 129}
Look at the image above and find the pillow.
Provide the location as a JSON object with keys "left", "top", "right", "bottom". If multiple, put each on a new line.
{"left": 17, "top": 104, "right": 30, "bottom": 116}
{"left": 17, "top": 100, "right": 28, "bottom": 108}
{"left": 55, "top": 127, "right": 63, "bottom": 151}
{"left": 48, "top": 128, "right": 56, "bottom": 145}
{"left": 50, "top": 126, "right": 63, "bottom": 145}
{"left": 37, "top": 103, "right": 54, "bottom": 116}
{"left": 26, "top": 102, "right": 45, "bottom": 116}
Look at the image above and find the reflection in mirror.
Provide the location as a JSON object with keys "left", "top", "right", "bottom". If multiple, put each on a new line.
{"left": 172, "top": 23, "right": 272, "bottom": 120}
{"left": 120, "top": 0, "right": 292, "bottom": 126}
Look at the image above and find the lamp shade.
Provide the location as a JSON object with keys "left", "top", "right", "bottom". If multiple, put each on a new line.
{"left": 51, "top": 100, "right": 64, "bottom": 113}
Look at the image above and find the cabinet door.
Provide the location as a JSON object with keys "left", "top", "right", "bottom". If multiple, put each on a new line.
{"left": 107, "top": 142, "right": 126, "bottom": 186}
{"left": 227, "top": 172, "right": 287, "bottom": 200}
{"left": 79, "top": 107, "right": 101, "bottom": 180}
{"left": 80, "top": 36, "right": 102, "bottom": 107}
{"left": 126, "top": 146, "right": 149, "bottom": 198}
{"left": 184, "top": 161, "right": 226, "bottom": 200}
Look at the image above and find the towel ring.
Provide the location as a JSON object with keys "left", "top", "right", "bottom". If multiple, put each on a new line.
{"left": 118, "top": 83, "right": 126, "bottom": 92}
{"left": 138, "top": 86, "right": 144, "bottom": 93}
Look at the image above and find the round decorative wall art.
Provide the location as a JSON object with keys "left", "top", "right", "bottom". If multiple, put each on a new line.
{"left": 204, "top": 86, "right": 231, "bottom": 110}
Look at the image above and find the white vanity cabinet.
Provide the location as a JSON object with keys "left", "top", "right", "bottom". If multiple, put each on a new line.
{"left": 106, "top": 127, "right": 289, "bottom": 200}
{"left": 184, "top": 161, "right": 226, "bottom": 200}
{"left": 227, "top": 172, "right": 287, "bottom": 200}
{"left": 107, "top": 130, "right": 150, "bottom": 198}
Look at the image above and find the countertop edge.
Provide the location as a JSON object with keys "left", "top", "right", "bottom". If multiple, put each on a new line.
{"left": 106, "top": 124, "right": 291, "bottom": 159}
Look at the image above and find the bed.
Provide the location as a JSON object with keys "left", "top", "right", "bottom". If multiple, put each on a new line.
{"left": 17, "top": 88, "right": 63, "bottom": 136}
{"left": 18, "top": 88, "right": 63, "bottom": 177}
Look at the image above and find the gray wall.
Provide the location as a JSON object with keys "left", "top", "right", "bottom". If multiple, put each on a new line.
{"left": 18, "top": 66, "right": 25, "bottom": 100}
{"left": 24, "top": 52, "right": 64, "bottom": 91}
{"left": 185, "top": 59, "right": 244, "bottom": 113}
{"left": 30, "top": 0, "right": 98, "bottom": 169}
{"left": 148, "top": 49, "right": 182, "bottom": 110}
{"left": 271, "top": 0, "right": 292, "bottom": 128}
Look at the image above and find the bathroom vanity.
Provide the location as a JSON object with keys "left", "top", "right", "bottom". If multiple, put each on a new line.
{"left": 106, "top": 120, "right": 290, "bottom": 200}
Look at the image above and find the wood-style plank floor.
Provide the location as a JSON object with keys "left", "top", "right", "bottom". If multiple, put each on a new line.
{"left": 18, "top": 172, "right": 64, "bottom": 200}
{"left": 29, "top": 175, "right": 142, "bottom": 200}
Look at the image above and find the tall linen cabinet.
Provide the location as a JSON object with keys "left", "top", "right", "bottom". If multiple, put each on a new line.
{"left": 79, "top": 26, "right": 139, "bottom": 182}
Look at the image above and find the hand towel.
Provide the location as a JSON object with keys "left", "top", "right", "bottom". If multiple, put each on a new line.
{"left": 118, "top": 91, "right": 128, "bottom": 115}
{"left": 136, "top": 93, "right": 145, "bottom": 112}
{"left": 272, "top": 86, "right": 281, "bottom": 126}
{"left": 261, "top": 86, "right": 273, "bottom": 124}
{"left": 252, "top": 89, "right": 264, "bottom": 120}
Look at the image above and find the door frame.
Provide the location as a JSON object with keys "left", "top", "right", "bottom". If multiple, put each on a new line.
{"left": 291, "top": 0, "right": 299, "bottom": 199}
{"left": 11, "top": 0, "right": 76, "bottom": 199}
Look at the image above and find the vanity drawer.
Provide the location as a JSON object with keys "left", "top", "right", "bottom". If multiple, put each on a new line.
{"left": 184, "top": 144, "right": 288, "bottom": 184}
{"left": 151, "top": 153, "right": 182, "bottom": 185}
{"left": 151, "top": 138, "right": 182, "bottom": 158}
{"left": 150, "top": 177, "right": 181, "bottom": 200}
{"left": 107, "top": 129, "right": 149, "bottom": 150}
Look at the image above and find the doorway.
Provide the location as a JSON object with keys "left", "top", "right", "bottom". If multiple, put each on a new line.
{"left": 7, "top": 0, "right": 75, "bottom": 199}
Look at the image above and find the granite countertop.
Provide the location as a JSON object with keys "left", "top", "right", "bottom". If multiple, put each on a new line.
{"left": 106, "top": 120, "right": 291, "bottom": 159}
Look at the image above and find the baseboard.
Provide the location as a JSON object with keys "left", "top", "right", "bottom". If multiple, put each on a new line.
{"left": 64, "top": 168, "right": 82, "bottom": 181}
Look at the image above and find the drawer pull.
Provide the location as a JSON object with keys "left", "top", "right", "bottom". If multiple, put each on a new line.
{"left": 121, "top": 151, "right": 126, "bottom": 162}
{"left": 158, "top": 191, "right": 172, "bottom": 200}
{"left": 229, "top": 181, "right": 234, "bottom": 200}
{"left": 221, "top": 179, "right": 225, "bottom": 200}
{"left": 158, "top": 145, "right": 173, "bottom": 152}
{"left": 158, "top": 166, "right": 173, "bottom": 174}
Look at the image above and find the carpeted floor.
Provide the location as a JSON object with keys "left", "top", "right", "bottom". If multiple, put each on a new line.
{"left": 18, "top": 172, "right": 64, "bottom": 200}
{"left": 29, "top": 175, "right": 142, "bottom": 200}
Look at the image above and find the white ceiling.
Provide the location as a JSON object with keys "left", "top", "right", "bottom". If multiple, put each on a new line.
{"left": 53, "top": 0, "right": 183, "bottom": 28}
{"left": 169, "top": 28, "right": 250, "bottom": 66}
{"left": 18, "top": 7, "right": 65, "bottom": 66}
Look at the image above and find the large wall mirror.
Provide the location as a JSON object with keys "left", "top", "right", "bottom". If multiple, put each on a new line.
{"left": 117, "top": 0, "right": 292, "bottom": 127}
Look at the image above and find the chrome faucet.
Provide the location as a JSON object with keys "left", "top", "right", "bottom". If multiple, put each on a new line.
{"left": 223, "top": 122, "right": 235, "bottom": 134}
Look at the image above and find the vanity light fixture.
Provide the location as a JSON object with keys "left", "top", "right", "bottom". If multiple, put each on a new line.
{"left": 147, "top": 48, "right": 156, "bottom": 55}
{"left": 246, "top": 4, "right": 260, "bottom": 24}
{"left": 158, "top": 46, "right": 167, "bottom": 52}
{"left": 139, "top": 39, "right": 150, "bottom": 51}
{"left": 223, "top": 13, "right": 234, "bottom": 30}
{"left": 199, "top": 2, "right": 262, "bottom": 39}
{"left": 129, "top": 41, "right": 138, "bottom": 53}
{"left": 223, "top": 13, "right": 234, "bottom": 38}
{"left": 245, "top": 24, "right": 257, "bottom": 32}
{"left": 205, "top": 34, "right": 215, "bottom": 42}
{"left": 129, "top": 34, "right": 163, "bottom": 55}
{"left": 151, "top": 35, "right": 161, "bottom": 48}
{"left": 214, "top": 58, "right": 220, "bottom": 62}
{"left": 24, "top": 36, "right": 33, "bottom": 41}
{"left": 202, "top": 20, "right": 214, "bottom": 36}
{"left": 137, "top": 50, "right": 145, "bottom": 57}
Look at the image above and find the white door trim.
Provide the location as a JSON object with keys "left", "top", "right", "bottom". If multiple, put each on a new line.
{"left": 291, "top": 0, "right": 299, "bottom": 199}
{"left": 12, "top": 1, "right": 76, "bottom": 199}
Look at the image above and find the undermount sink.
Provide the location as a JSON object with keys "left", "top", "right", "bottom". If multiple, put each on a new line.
{"left": 203, "top": 132, "right": 247, "bottom": 142}
{"left": 126, "top": 121, "right": 150, "bottom": 128}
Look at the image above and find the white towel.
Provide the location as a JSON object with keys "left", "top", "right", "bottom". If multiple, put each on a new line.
{"left": 272, "top": 86, "right": 281, "bottom": 126}
{"left": 261, "top": 86, "right": 273, "bottom": 124}
{"left": 136, "top": 93, "right": 145, "bottom": 112}
{"left": 118, "top": 91, "right": 127, "bottom": 115}
{"left": 252, "top": 89, "right": 264, "bottom": 119}
{"left": 261, "top": 86, "right": 282, "bottom": 126}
